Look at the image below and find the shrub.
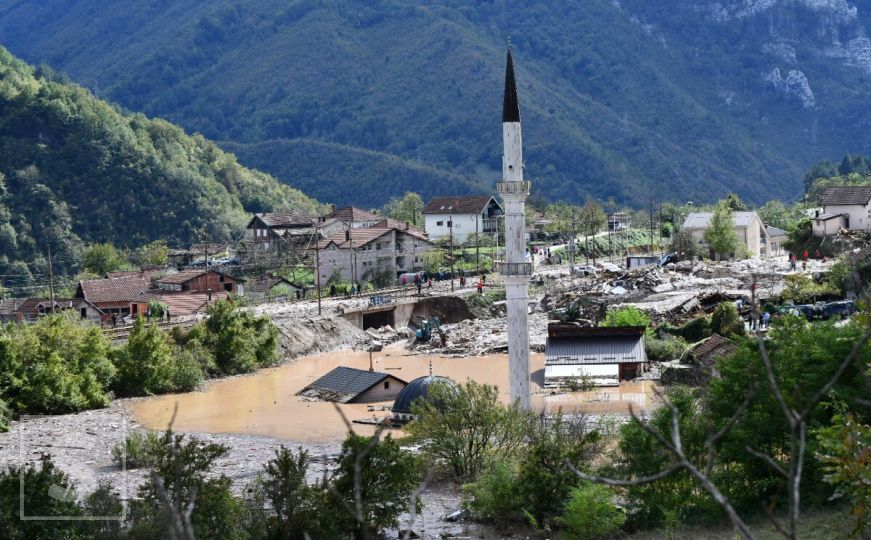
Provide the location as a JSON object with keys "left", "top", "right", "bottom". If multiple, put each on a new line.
{"left": 601, "top": 306, "right": 651, "bottom": 331}
{"left": 561, "top": 484, "right": 626, "bottom": 539}
{"left": 645, "top": 335, "right": 688, "bottom": 361}
{"left": 710, "top": 302, "right": 744, "bottom": 338}
{"left": 0, "top": 458, "right": 83, "bottom": 539}
{"left": 330, "top": 432, "right": 423, "bottom": 537}
{"left": 0, "top": 314, "right": 115, "bottom": 415}
{"left": 112, "top": 430, "right": 163, "bottom": 469}
{"left": 112, "top": 317, "right": 177, "bottom": 396}
{"left": 0, "top": 399, "right": 8, "bottom": 432}
{"left": 462, "top": 459, "right": 522, "bottom": 523}
{"left": 407, "top": 380, "right": 530, "bottom": 478}
{"left": 195, "top": 300, "right": 279, "bottom": 375}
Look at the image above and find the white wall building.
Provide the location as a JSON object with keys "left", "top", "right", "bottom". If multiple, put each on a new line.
{"left": 316, "top": 227, "right": 432, "bottom": 284}
{"left": 816, "top": 186, "right": 871, "bottom": 235}
{"left": 681, "top": 211, "right": 770, "bottom": 259}
{"left": 423, "top": 196, "right": 503, "bottom": 244}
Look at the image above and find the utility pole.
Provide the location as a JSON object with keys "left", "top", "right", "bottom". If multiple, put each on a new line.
{"left": 649, "top": 198, "right": 655, "bottom": 255}
{"left": 47, "top": 246, "right": 55, "bottom": 313}
{"left": 314, "top": 240, "right": 322, "bottom": 315}
{"left": 569, "top": 209, "right": 576, "bottom": 271}
{"left": 449, "top": 207, "right": 455, "bottom": 292}
{"left": 475, "top": 212, "right": 480, "bottom": 274}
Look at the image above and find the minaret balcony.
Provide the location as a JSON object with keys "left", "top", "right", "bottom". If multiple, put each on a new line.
{"left": 495, "top": 261, "right": 532, "bottom": 276}
{"left": 496, "top": 181, "right": 531, "bottom": 196}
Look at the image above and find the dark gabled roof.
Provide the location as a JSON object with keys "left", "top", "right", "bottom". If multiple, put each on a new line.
{"left": 765, "top": 226, "right": 787, "bottom": 238}
{"left": 503, "top": 48, "right": 521, "bottom": 122}
{"left": 327, "top": 206, "right": 381, "bottom": 223}
{"left": 300, "top": 367, "right": 407, "bottom": 404}
{"left": 248, "top": 212, "right": 314, "bottom": 229}
{"left": 822, "top": 186, "right": 871, "bottom": 206}
{"left": 316, "top": 227, "right": 394, "bottom": 250}
{"left": 423, "top": 196, "right": 499, "bottom": 215}
{"left": 247, "top": 276, "right": 302, "bottom": 293}
{"left": 690, "top": 334, "right": 737, "bottom": 366}
{"left": 14, "top": 298, "right": 102, "bottom": 316}
{"left": 77, "top": 276, "right": 149, "bottom": 304}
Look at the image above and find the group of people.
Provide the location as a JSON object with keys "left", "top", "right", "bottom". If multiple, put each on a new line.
{"left": 747, "top": 310, "right": 772, "bottom": 331}
{"left": 789, "top": 249, "right": 826, "bottom": 271}
{"left": 329, "top": 282, "right": 362, "bottom": 297}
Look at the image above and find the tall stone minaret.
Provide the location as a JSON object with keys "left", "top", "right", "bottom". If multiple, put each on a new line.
{"left": 497, "top": 47, "right": 532, "bottom": 411}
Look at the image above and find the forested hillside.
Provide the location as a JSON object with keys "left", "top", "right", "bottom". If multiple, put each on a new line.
{"left": 0, "top": 47, "right": 321, "bottom": 283}
{"left": 6, "top": 0, "right": 870, "bottom": 207}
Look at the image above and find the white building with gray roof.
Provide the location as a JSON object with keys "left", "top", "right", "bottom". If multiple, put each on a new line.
{"left": 681, "top": 211, "right": 770, "bottom": 259}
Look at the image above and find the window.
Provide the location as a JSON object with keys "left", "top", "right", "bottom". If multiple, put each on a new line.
{"left": 383, "top": 381, "right": 390, "bottom": 389}
{"left": 447, "top": 220, "right": 453, "bottom": 227}
{"left": 436, "top": 221, "right": 443, "bottom": 226}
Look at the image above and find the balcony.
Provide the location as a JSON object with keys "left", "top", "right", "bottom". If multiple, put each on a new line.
{"left": 495, "top": 261, "right": 532, "bottom": 276}
{"left": 496, "top": 181, "right": 531, "bottom": 196}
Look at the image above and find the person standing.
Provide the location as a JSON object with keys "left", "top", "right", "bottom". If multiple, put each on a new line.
{"left": 803, "top": 249, "right": 809, "bottom": 263}
{"left": 477, "top": 280, "right": 484, "bottom": 294}
{"left": 762, "top": 311, "right": 771, "bottom": 329}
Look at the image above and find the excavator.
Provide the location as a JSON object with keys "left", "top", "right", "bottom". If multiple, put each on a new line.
{"left": 415, "top": 317, "right": 441, "bottom": 341}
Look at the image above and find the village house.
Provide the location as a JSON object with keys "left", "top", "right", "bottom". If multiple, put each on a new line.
{"left": 544, "top": 324, "right": 649, "bottom": 387}
{"left": 812, "top": 186, "right": 871, "bottom": 236}
{"left": 76, "top": 274, "right": 151, "bottom": 318}
{"left": 0, "top": 298, "right": 103, "bottom": 323}
{"left": 681, "top": 211, "right": 770, "bottom": 259}
{"left": 246, "top": 212, "right": 316, "bottom": 252}
{"left": 246, "top": 275, "right": 305, "bottom": 300}
{"left": 297, "top": 366, "right": 407, "bottom": 403}
{"left": 129, "top": 290, "right": 229, "bottom": 318}
{"left": 607, "top": 212, "right": 631, "bottom": 231}
{"left": 316, "top": 226, "right": 432, "bottom": 285}
{"left": 765, "top": 226, "right": 787, "bottom": 257}
{"left": 317, "top": 206, "right": 384, "bottom": 238}
{"left": 423, "top": 195, "right": 503, "bottom": 244}
{"left": 155, "top": 269, "right": 244, "bottom": 296}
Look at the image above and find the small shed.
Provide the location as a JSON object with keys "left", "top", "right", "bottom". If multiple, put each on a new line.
{"left": 246, "top": 276, "right": 305, "bottom": 300}
{"left": 544, "top": 324, "right": 648, "bottom": 387}
{"left": 297, "top": 367, "right": 407, "bottom": 403}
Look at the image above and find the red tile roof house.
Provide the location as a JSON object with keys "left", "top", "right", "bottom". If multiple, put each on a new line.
{"left": 9, "top": 298, "right": 103, "bottom": 323}
{"left": 129, "top": 290, "right": 229, "bottom": 319}
{"left": 155, "top": 269, "right": 245, "bottom": 296}
{"left": 76, "top": 275, "right": 150, "bottom": 319}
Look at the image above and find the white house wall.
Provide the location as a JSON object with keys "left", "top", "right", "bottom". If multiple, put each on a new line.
{"left": 424, "top": 213, "right": 482, "bottom": 244}
{"left": 823, "top": 203, "right": 871, "bottom": 231}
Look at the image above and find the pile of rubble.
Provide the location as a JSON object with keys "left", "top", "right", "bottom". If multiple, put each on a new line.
{"left": 408, "top": 312, "right": 550, "bottom": 356}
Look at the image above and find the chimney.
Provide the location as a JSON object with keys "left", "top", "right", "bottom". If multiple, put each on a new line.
{"left": 405, "top": 221, "right": 410, "bottom": 230}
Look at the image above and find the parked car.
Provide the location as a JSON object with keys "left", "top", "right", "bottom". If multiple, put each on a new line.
{"left": 821, "top": 300, "right": 855, "bottom": 319}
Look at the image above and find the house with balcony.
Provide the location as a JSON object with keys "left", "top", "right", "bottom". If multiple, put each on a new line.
{"left": 315, "top": 226, "right": 432, "bottom": 284}
{"left": 423, "top": 196, "right": 503, "bottom": 244}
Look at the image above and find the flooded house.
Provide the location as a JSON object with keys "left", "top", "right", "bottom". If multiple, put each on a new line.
{"left": 297, "top": 366, "right": 407, "bottom": 403}
{"left": 544, "top": 324, "right": 649, "bottom": 387}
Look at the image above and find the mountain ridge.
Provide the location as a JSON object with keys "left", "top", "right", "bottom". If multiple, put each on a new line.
{"left": 2, "top": 0, "right": 870, "bottom": 206}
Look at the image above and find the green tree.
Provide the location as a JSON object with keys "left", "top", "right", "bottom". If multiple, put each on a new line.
{"left": 757, "top": 200, "right": 790, "bottom": 229}
{"left": 816, "top": 411, "right": 871, "bottom": 538}
{"left": 137, "top": 240, "right": 169, "bottom": 267}
{"left": 193, "top": 299, "right": 278, "bottom": 375}
{"left": 128, "top": 430, "right": 245, "bottom": 540}
{"left": 579, "top": 198, "right": 606, "bottom": 263}
{"left": 421, "top": 249, "right": 445, "bottom": 274}
{"left": 723, "top": 193, "right": 747, "bottom": 211}
{"left": 83, "top": 243, "right": 124, "bottom": 275}
{"left": 703, "top": 202, "right": 738, "bottom": 260}
{"left": 384, "top": 191, "right": 424, "bottom": 227}
{"left": 561, "top": 484, "right": 626, "bottom": 539}
{"left": 331, "top": 432, "right": 422, "bottom": 538}
{"left": 670, "top": 227, "right": 701, "bottom": 260}
{"left": 406, "top": 380, "right": 529, "bottom": 478}
{"left": 0, "top": 314, "right": 115, "bottom": 415}
{"left": 259, "top": 446, "right": 335, "bottom": 539}
{"left": 0, "top": 458, "right": 84, "bottom": 539}
{"left": 113, "top": 317, "right": 177, "bottom": 396}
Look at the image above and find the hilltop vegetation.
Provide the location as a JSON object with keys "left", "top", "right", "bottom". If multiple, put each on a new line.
{"left": 0, "top": 47, "right": 320, "bottom": 281}
{"left": 7, "top": 0, "right": 871, "bottom": 206}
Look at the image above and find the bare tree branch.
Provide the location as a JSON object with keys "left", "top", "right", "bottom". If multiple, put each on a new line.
{"left": 745, "top": 446, "right": 788, "bottom": 479}
{"left": 566, "top": 461, "right": 682, "bottom": 487}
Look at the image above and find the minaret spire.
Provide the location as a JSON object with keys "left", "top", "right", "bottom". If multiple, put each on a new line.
{"left": 503, "top": 47, "right": 521, "bottom": 123}
{"left": 496, "top": 46, "right": 532, "bottom": 411}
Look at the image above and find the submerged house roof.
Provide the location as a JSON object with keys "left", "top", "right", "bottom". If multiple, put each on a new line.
{"left": 545, "top": 325, "right": 648, "bottom": 365}
{"left": 298, "top": 367, "right": 407, "bottom": 404}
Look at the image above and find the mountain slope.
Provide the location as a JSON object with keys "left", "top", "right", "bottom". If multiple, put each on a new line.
{"left": 0, "top": 47, "right": 321, "bottom": 283}
{"left": 2, "top": 0, "right": 870, "bottom": 206}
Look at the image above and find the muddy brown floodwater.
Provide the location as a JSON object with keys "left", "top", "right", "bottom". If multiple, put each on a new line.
{"left": 132, "top": 345, "right": 657, "bottom": 443}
